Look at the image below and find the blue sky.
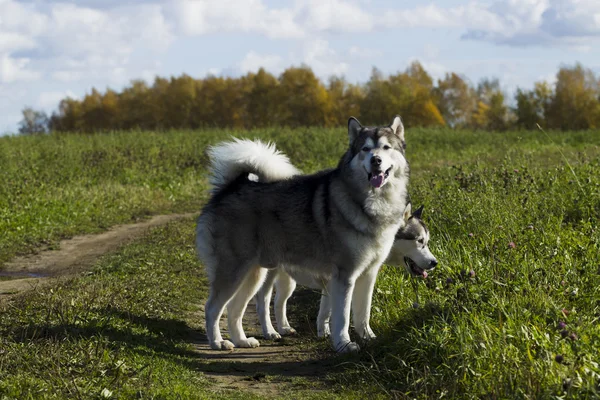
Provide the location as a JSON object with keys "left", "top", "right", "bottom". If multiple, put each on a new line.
{"left": 1, "top": 0, "right": 600, "bottom": 133}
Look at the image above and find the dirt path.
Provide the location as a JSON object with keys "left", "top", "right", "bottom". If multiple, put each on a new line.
{"left": 0, "top": 213, "right": 337, "bottom": 398}
{"left": 0, "top": 213, "right": 197, "bottom": 296}
{"left": 190, "top": 298, "right": 335, "bottom": 397}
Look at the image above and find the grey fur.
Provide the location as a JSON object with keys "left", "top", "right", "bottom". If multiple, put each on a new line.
{"left": 256, "top": 204, "right": 438, "bottom": 340}
{"left": 196, "top": 117, "right": 409, "bottom": 353}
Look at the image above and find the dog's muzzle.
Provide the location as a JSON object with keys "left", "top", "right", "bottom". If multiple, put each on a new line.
{"left": 368, "top": 167, "right": 392, "bottom": 188}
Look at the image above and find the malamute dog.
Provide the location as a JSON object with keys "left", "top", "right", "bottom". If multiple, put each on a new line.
{"left": 255, "top": 204, "right": 438, "bottom": 340}
{"left": 196, "top": 117, "right": 409, "bottom": 352}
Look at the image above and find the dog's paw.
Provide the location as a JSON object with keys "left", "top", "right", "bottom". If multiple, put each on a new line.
{"left": 355, "top": 325, "right": 377, "bottom": 341}
{"left": 235, "top": 337, "right": 260, "bottom": 348}
{"left": 361, "top": 328, "right": 377, "bottom": 341}
{"left": 278, "top": 327, "right": 297, "bottom": 336}
{"left": 335, "top": 341, "right": 360, "bottom": 353}
{"left": 318, "top": 324, "right": 331, "bottom": 338}
{"left": 264, "top": 331, "right": 282, "bottom": 340}
{"left": 210, "top": 340, "right": 235, "bottom": 350}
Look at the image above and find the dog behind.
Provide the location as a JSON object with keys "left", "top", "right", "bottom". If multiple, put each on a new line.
{"left": 256, "top": 203, "right": 438, "bottom": 339}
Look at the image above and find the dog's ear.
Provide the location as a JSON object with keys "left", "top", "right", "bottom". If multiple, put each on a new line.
{"left": 403, "top": 203, "right": 412, "bottom": 222}
{"left": 348, "top": 117, "right": 362, "bottom": 144}
{"left": 390, "top": 115, "right": 404, "bottom": 143}
{"left": 413, "top": 205, "right": 424, "bottom": 219}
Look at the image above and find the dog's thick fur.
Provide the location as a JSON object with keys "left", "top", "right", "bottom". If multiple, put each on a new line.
{"left": 255, "top": 204, "right": 438, "bottom": 340}
{"left": 196, "top": 117, "right": 409, "bottom": 352}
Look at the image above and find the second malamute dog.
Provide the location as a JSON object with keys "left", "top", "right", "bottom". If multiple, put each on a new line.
{"left": 196, "top": 117, "right": 409, "bottom": 352}
{"left": 255, "top": 204, "right": 438, "bottom": 340}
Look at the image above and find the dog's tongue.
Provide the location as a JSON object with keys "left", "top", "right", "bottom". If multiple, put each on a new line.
{"left": 422, "top": 270, "right": 428, "bottom": 279}
{"left": 370, "top": 173, "right": 385, "bottom": 188}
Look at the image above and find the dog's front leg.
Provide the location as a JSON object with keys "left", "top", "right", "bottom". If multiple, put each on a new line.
{"left": 329, "top": 272, "right": 359, "bottom": 353}
{"left": 352, "top": 264, "right": 380, "bottom": 341}
{"left": 274, "top": 270, "right": 297, "bottom": 336}
{"left": 317, "top": 289, "right": 331, "bottom": 338}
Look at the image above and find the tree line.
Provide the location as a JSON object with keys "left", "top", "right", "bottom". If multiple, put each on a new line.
{"left": 19, "top": 62, "right": 600, "bottom": 134}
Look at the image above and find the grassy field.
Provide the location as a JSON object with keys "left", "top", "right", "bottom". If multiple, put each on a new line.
{"left": 1, "top": 127, "right": 600, "bottom": 398}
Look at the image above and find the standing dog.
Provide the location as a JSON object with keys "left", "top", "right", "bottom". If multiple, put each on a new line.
{"left": 196, "top": 117, "right": 409, "bottom": 352}
{"left": 256, "top": 204, "right": 438, "bottom": 340}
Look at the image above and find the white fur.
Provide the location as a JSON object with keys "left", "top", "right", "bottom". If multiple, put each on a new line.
{"left": 207, "top": 138, "right": 300, "bottom": 191}
{"left": 256, "top": 207, "right": 437, "bottom": 342}
{"left": 391, "top": 116, "right": 404, "bottom": 142}
{"left": 201, "top": 129, "right": 407, "bottom": 353}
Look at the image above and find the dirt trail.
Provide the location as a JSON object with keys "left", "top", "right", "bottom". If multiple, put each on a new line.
{"left": 0, "top": 213, "right": 335, "bottom": 397}
{"left": 191, "top": 299, "right": 333, "bottom": 396}
{"left": 0, "top": 213, "right": 197, "bottom": 296}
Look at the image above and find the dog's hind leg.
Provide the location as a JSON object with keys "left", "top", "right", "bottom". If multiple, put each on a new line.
{"left": 255, "top": 269, "right": 281, "bottom": 340}
{"left": 317, "top": 289, "right": 331, "bottom": 338}
{"left": 274, "top": 270, "right": 297, "bottom": 336}
{"left": 205, "top": 276, "right": 240, "bottom": 351}
{"left": 227, "top": 265, "right": 268, "bottom": 348}
{"left": 352, "top": 265, "right": 380, "bottom": 341}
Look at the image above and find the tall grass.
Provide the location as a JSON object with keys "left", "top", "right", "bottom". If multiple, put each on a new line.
{"left": 1, "top": 127, "right": 600, "bottom": 398}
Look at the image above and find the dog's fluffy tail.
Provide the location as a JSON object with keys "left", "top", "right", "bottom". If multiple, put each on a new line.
{"left": 207, "top": 138, "right": 300, "bottom": 191}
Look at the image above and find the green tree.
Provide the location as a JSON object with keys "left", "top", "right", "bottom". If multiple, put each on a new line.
{"left": 434, "top": 73, "right": 476, "bottom": 127}
{"left": 164, "top": 74, "right": 197, "bottom": 128}
{"left": 469, "top": 78, "right": 510, "bottom": 130}
{"left": 548, "top": 64, "right": 600, "bottom": 130}
{"left": 119, "top": 80, "right": 153, "bottom": 130}
{"left": 246, "top": 68, "right": 280, "bottom": 128}
{"left": 360, "top": 68, "right": 406, "bottom": 125}
{"left": 50, "top": 97, "right": 83, "bottom": 132}
{"left": 18, "top": 107, "right": 48, "bottom": 135}
{"left": 514, "top": 82, "right": 553, "bottom": 129}
{"left": 328, "top": 76, "right": 363, "bottom": 126}
{"left": 277, "top": 66, "right": 334, "bottom": 127}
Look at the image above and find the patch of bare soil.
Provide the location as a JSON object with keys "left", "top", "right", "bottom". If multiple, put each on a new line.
{"left": 0, "top": 213, "right": 340, "bottom": 398}
{"left": 0, "top": 213, "right": 197, "bottom": 296}
{"left": 190, "top": 295, "right": 336, "bottom": 397}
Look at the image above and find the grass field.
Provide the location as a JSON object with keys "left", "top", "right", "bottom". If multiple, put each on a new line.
{"left": 1, "top": 127, "right": 600, "bottom": 398}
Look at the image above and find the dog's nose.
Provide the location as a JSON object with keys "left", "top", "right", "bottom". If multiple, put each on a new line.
{"left": 429, "top": 260, "right": 438, "bottom": 269}
{"left": 371, "top": 156, "right": 382, "bottom": 166}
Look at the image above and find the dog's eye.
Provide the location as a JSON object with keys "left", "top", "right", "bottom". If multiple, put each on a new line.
{"left": 383, "top": 145, "right": 391, "bottom": 150}
{"left": 362, "top": 146, "right": 370, "bottom": 152}
{"left": 418, "top": 238, "right": 424, "bottom": 244}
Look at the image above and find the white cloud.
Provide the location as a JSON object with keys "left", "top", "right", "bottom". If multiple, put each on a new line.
{"left": 296, "top": 0, "right": 373, "bottom": 33}
{"left": 459, "top": 0, "right": 600, "bottom": 47}
{"left": 348, "top": 46, "right": 383, "bottom": 59}
{"left": 36, "top": 90, "right": 78, "bottom": 111}
{"left": 168, "top": 0, "right": 304, "bottom": 39}
{"left": 236, "top": 39, "right": 350, "bottom": 79}
{"left": 0, "top": 54, "right": 40, "bottom": 83}
{"left": 302, "top": 39, "right": 349, "bottom": 77}
{"left": 381, "top": 4, "right": 460, "bottom": 29}
{"left": 38, "top": 3, "right": 174, "bottom": 82}
{"left": 0, "top": 32, "right": 36, "bottom": 53}
{"left": 239, "top": 52, "right": 285, "bottom": 74}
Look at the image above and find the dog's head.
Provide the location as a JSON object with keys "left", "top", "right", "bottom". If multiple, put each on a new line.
{"left": 346, "top": 116, "right": 407, "bottom": 190}
{"left": 386, "top": 203, "right": 438, "bottom": 278}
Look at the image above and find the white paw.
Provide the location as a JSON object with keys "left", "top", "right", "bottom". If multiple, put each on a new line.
{"left": 335, "top": 341, "right": 360, "bottom": 353}
{"left": 235, "top": 337, "right": 260, "bottom": 348}
{"left": 360, "top": 328, "right": 377, "bottom": 341}
{"left": 318, "top": 324, "right": 331, "bottom": 338}
{"left": 278, "top": 327, "right": 297, "bottom": 336}
{"left": 210, "top": 340, "right": 235, "bottom": 350}
{"left": 263, "top": 331, "right": 282, "bottom": 340}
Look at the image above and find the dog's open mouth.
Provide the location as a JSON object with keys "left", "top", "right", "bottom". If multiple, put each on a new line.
{"left": 404, "top": 257, "right": 428, "bottom": 278}
{"left": 368, "top": 167, "right": 392, "bottom": 188}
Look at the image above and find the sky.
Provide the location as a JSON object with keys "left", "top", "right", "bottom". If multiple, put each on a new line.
{"left": 1, "top": 0, "right": 600, "bottom": 133}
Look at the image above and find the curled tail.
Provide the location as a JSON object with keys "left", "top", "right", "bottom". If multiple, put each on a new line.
{"left": 207, "top": 138, "right": 300, "bottom": 192}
